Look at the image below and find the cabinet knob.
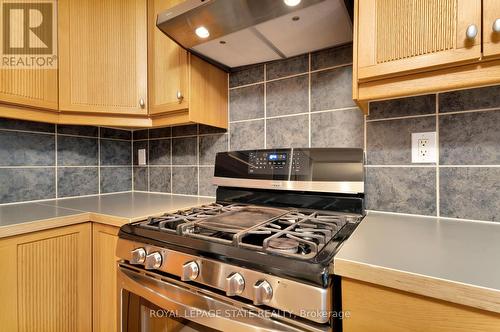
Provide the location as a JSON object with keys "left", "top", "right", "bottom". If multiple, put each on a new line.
{"left": 176, "top": 90, "right": 183, "bottom": 101}
{"left": 466, "top": 24, "right": 478, "bottom": 40}
{"left": 139, "top": 98, "right": 145, "bottom": 108}
{"left": 493, "top": 19, "right": 500, "bottom": 33}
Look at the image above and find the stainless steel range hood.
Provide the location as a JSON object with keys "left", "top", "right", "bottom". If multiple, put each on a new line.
{"left": 156, "top": 0, "right": 353, "bottom": 71}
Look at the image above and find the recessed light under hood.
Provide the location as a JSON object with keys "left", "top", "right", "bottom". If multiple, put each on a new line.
{"left": 156, "top": 0, "right": 353, "bottom": 71}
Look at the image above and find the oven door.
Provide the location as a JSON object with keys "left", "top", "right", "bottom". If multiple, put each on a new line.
{"left": 118, "top": 263, "right": 331, "bottom": 332}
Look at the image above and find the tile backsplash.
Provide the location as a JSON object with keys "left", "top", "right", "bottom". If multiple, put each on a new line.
{"left": 0, "top": 120, "right": 132, "bottom": 203}
{"left": 1, "top": 43, "right": 498, "bottom": 224}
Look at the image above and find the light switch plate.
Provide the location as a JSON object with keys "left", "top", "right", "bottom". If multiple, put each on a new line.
{"left": 411, "top": 132, "right": 437, "bottom": 163}
{"left": 138, "top": 149, "right": 146, "bottom": 165}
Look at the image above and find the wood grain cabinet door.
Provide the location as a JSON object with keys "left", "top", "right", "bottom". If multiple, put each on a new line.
{"left": 148, "top": 0, "right": 189, "bottom": 115}
{"left": 483, "top": 0, "right": 500, "bottom": 58}
{"left": 356, "top": 0, "right": 482, "bottom": 81}
{"left": 0, "top": 224, "right": 92, "bottom": 332}
{"left": 58, "top": 0, "right": 147, "bottom": 115}
{"left": 0, "top": 1, "right": 58, "bottom": 110}
{"left": 92, "top": 223, "right": 119, "bottom": 332}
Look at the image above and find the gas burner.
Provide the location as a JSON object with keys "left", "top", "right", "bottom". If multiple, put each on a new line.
{"left": 268, "top": 238, "right": 299, "bottom": 253}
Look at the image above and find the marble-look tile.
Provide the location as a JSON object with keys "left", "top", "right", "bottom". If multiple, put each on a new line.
{"left": 57, "top": 167, "right": 98, "bottom": 198}
{"left": 100, "top": 167, "right": 132, "bottom": 193}
{"left": 266, "top": 75, "right": 308, "bottom": 117}
{"left": 172, "top": 167, "right": 198, "bottom": 195}
{"left": 172, "top": 125, "right": 197, "bottom": 137}
{"left": 100, "top": 127, "right": 131, "bottom": 140}
{"left": 199, "top": 167, "right": 216, "bottom": 197}
{"left": 57, "top": 125, "right": 98, "bottom": 137}
{"left": 133, "top": 140, "right": 148, "bottom": 166}
{"left": 366, "top": 167, "right": 436, "bottom": 215}
{"left": 0, "top": 130, "right": 55, "bottom": 166}
{"left": 100, "top": 139, "right": 131, "bottom": 166}
{"left": 266, "top": 54, "right": 308, "bottom": 80}
{"left": 229, "top": 84, "right": 264, "bottom": 121}
{"left": 229, "top": 64, "right": 264, "bottom": 88}
{"left": 149, "top": 167, "right": 171, "bottom": 193}
{"left": 172, "top": 137, "right": 197, "bottom": 165}
{"left": 133, "top": 167, "right": 148, "bottom": 191}
{"left": 199, "top": 134, "right": 227, "bottom": 165}
{"left": 439, "top": 85, "right": 500, "bottom": 113}
{"left": 0, "top": 168, "right": 55, "bottom": 203}
{"left": 132, "top": 129, "right": 149, "bottom": 140}
{"left": 368, "top": 94, "right": 436, "bottom": 120}
{"left": 366, "top": 116, "right": 436, "bottom": 165}
{"left": 149, "top": 127, "right": 171, "bottom": 139}
{"left": 229, "top": 120, "right": 265, "bottom": 150}
{"left": 0, "top": 118, "right": 54, "bottom": 133}
{"left": 266, "top": 115, "right": 309, "bottom": 148}
{"left": 57, "top": 135, "right": 98, "bottom": 166}
{"left": 199, "top": 124, "right": 226, "bottom": 135}
{"left": 440, "top": 110, "right": 500, "bottom": 165}
{"left": 311, "top": 44, "right": 352, "bottom": 70}
{"left": 311, "top": 66, "right": 355, "bottom": 111}
{"left": 440, "top": 167, "right": 499, "bottom": 221}
{"left": 149, "top": 139, "right": 171, "bottom": 165}
{"left": 311, "top": 109, "right": 364, "bottom": 148}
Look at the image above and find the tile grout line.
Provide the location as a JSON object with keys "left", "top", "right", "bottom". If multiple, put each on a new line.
{"left": 147, "top": 129, "right": 151, "bottom": 192}
{"left": 227, "top": 62, "right": 352, "bottom": 91}
{"left": 97, "top": 127, "right": 101, "bottom": 195}
{"left": 228, "top": 106, "right": 360, "bottom": 124}
{"left": 264, "top": 63, "right": 267, "bottom": 149}
{"left": 54, "top": 125, "right": 58, "bottom": 199}
{"left": 170, "top": 128, "right": 173, "bottom": 194}
{"left": 130, "top": 133, "right": 134, "bottom": 192}
{"left": 308, "top": 52, "right": 312, "bottom": 148}
{"left": 435, "top": 94, "right": 440, "bottom": 217}
{"left": 197, "top": 125, "right": 200, "bottom": 196}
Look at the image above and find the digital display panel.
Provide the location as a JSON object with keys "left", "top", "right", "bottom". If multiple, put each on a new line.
{"left": 268, "top": 153, "right": 287, "bottom": 161}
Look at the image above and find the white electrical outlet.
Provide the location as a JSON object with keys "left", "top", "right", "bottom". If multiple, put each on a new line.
{"left": 411, "top": 132, "right": 436, "bottom": 163}
{"left": 138, "top": 149, "right": 146, "bottom": 165}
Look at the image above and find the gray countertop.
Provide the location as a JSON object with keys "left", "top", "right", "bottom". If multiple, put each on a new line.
{"left": 0, "top": 192, "right": 214, "bottom": 238}
{"left": 38, "top": 192, "right": 215, "bottom": 222}
{"left": 334, "top": 211, "right": 500, "bottom": 312}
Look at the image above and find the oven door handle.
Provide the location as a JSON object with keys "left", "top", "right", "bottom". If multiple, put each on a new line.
{"left": 118, "top": 266, "right": 323, "bottom": 332}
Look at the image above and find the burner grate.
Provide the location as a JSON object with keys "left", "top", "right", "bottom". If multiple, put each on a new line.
{"left": 134, "top": 202, "right": 361, "bottom": 260}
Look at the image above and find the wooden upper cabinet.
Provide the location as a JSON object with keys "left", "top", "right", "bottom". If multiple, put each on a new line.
{"left": 357, "top": 0, "right": 482, "bottom": 81}
{"left": 0, "top": 1, "right": 58, "bottom": 111}
{"left": 58, "top": 0, "right": 147, "bottom": 115}
{"left": 148, "top": 0, "right": 189, "bottom": 114}
{"left": 483, "top": 0, "right": 500, "bottom": 58}
{"left": 148, "top": 0, "right": 228, "bottom": 128}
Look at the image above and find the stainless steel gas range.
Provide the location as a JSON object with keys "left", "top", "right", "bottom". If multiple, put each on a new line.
{"left": 117, "top": 148, "right": 365, "bottom": 332}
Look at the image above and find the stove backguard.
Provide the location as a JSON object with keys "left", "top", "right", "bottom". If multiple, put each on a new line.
{"left": 213, "top": 148, "right": 364, "bottom": 195}
{"left": 213, "top": 148, "right": 365, "bottom": 215}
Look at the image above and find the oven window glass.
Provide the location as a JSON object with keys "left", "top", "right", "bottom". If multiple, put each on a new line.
{"left": 122, "top": 291, "right": 221, "bottom": 332}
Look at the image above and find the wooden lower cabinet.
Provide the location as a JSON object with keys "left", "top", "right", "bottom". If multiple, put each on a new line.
{"left": 0, "top": 223, "right": 92, "bottom": 332}
{"left": 92, "top": 223, "right": 120, "bottom": 332}
{"left": 342, "top": 278, "right": 500, "bottom": 332}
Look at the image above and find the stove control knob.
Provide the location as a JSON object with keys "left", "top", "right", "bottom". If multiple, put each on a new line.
{"left": 225, "top": 273, "right": 245, "bottom": 296}
{"left": 181, "top": 261, "right": 199, "bottom": 281}
{"left": 130, "top": 248, "right": 146, "bottom": 265}
{"left": 144, "top": 252, "right": 162, "bottom": 270}
{"left": 253, "top": 280, "right": 273, "bottom": 305}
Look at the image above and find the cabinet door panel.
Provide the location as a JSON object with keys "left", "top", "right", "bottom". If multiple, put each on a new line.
{"left": 148, "top": 0, "right": 189, "bottom": 115}
{"left": 0, "top": 224, "right": 92, "bottom": 332}
{"left": 58, "top": 0, "right": 147, "bottom": 114}
{"left": 0, "top": 69, "right": 58, "bottom": 110}
{"left": 92, "top": 223, "right": 119, "bottom": 332}
{"left": 484, "top": 0, "right": 500, "bottom": 58}
{"left": 357, "top": 0, "right": 481, "bottom": 81}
